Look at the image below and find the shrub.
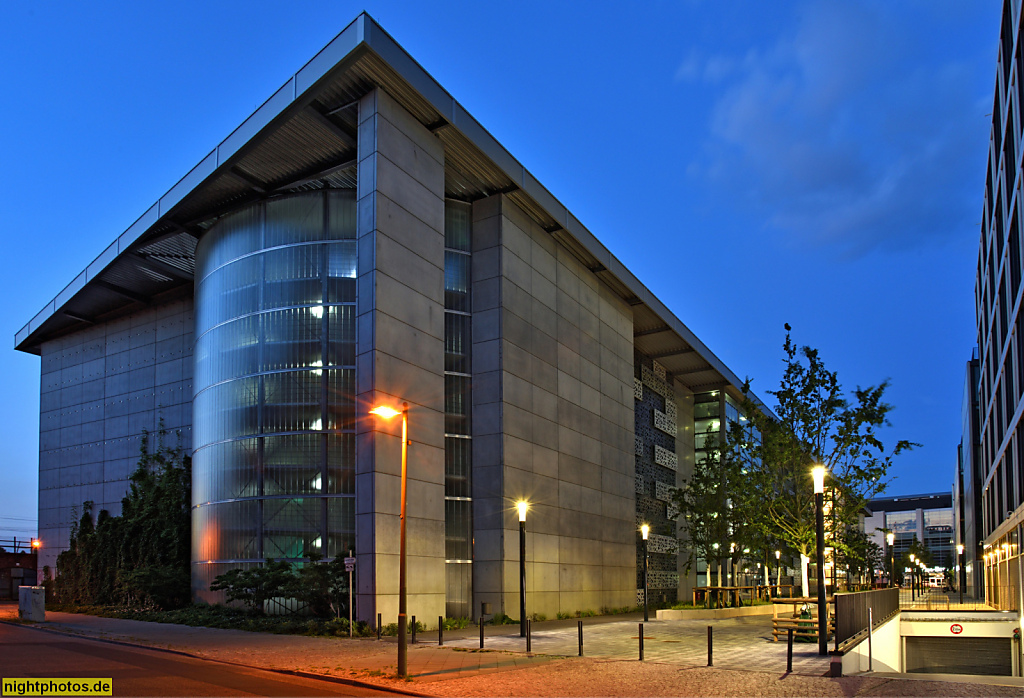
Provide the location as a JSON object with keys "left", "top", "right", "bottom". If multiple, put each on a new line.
{"left": 442, "top": 616, "right": 471, "bottom": 630}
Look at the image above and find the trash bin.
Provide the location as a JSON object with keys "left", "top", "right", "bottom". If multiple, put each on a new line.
{"left": 18, "top": 586, "right": 45, "bottom": 622}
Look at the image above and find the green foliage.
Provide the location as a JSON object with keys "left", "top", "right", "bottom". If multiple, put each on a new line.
{"left": 53, "top": 426, "right": 192, "bottom": 609}
{"left": 209, "top": 559, "right": 296, "bottom": 614}
{"left": 529, "top": 612, "right": 547, "bottom": 622}
{"left": 490, "top": 612, "right": 518, "bottom": 625}
{"left": 380, "top": 619, "right": 426, "bottom": 636}
{"left": 728, "top": 326, "right": 917, "bottom": 591}
{"left": 442, "top": 616, "right": 472, "bottom": 630}
{"left": 555, "top": 611, "right": 572, "bottom": 620}
{"left": 45, "top": 603, "right": 375, "bottom": 636}
{"left": 286, "top": 552, "right": 350, "bottom": 618}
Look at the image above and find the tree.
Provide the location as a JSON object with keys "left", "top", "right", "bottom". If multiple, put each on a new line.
{"left": 210, "top": 559, "right": 296, "bottom": 614}
{"left": 731, "top": 326, "right": 917, "bottom": 597}
{"left": 54, "top": 424, "right": 192, "bottom": 608}
{"left": 287, "top": 551, "right": 350, "bottom": 618}
{"left": 672, "top": 439, "right": 735, "bottom": 596}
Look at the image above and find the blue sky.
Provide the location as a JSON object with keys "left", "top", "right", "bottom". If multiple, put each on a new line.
{"left": 0, "top": 1, "right": 999, "bottom": 541}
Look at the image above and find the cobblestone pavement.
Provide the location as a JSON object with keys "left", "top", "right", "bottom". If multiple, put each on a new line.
{"left": 4, "top": 604, "right": 1022, "bottom": 696}
{"left": 442, "top": 617, "right": 831, "bottom": 676}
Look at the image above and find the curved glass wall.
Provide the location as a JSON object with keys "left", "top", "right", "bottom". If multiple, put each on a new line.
{"left": 192, "top": 190, "right": 356, "bottom": 596}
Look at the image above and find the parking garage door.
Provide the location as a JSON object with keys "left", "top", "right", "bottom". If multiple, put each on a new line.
{"left": 905, "top": 636, "right": 1012, "bottom": 675}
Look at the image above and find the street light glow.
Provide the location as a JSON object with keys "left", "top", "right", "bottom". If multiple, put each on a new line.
{"left": 886, "top": 532, "right": 895, "bottom": 546}
{"left": 811, "top": 465, "right": 827, "bottom": 494}
{"left": 370, "top": 405, "right": 401, "bottom": 419}
{"left": 641, "top": 524, "right": 650, "bottom": 540}
{"left": 775, "top": 550, "right": 781, "bottom": 560}
{"left": 957, "top": 543, "right": 964, "bottom": 555}
{"left": 516, "top": 501, "right": 529, "bottom": 522}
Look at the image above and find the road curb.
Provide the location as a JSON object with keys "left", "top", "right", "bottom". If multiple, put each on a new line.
{"left": 0, "top": 618, "right": 432, "bottom": 697}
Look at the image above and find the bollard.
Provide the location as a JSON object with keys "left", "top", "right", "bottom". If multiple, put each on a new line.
{"left": 578, "top": 620, "right": 583, "bottom": 657}
{"left": 867, "top": 607, "right": 874, "bottom": 673}
{"left": 479, "top": 617, "right": 485, "bottom": 649}
{"left": 439, "top": 615, "right": 444, "bottom": 646}
{"left": 786, "top": 628, "right": 793, "bottom": 673}
{"left": 639, "top": 622, "right": 644, "bottom": 661}
{"left": 412, "top": 615, "right": 416, "bottom": 644}
{"left": 377, "top": 613, "right": 382, "bottom": 641}
{"left": 526, "top": 618, "right": 532, "bottom": 653}
{"left": 707, "top": 625, "right": 713, "bottom": 667}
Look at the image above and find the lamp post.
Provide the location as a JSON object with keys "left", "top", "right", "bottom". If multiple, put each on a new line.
{"left": 957, "top": 543, "right": 965, "bottom": 604}
{"left": 517, "top": 501, "right": 528, "bottom": 637}
{"left": 909, "top": 553, "right": 916, "bottom": 600}
{"left": 812, "top": 465, "right": 828, "bottom": 656}
{"left": 886, "top": 532, "right": 895, "bottom": 589}
{"left": 370, "top": 402, "right": 409, "bottom": 678}
{"left": 641, "top": 524, "right": 650, "bottom": 622}
{"left": 775, "top": 550, "right": 782, "bottom": 597}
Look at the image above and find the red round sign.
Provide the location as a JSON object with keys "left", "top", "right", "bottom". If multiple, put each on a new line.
{"left": 950, "top": 623, "right": 963, "bottom": 634}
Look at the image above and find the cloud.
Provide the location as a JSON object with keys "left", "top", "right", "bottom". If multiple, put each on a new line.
{"left": 689, "top": 2, "right": 989, "bottom": 257}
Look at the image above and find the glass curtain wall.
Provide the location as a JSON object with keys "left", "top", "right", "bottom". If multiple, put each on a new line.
{"left": 444, "top": 201, "right": 473, "bottom": 618}
{"left": 192, "top": 190, "right": 357, "bottom": 597}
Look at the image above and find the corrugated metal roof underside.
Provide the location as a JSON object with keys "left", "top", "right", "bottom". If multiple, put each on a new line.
{"left": 14, "top": 19, "right": 763, "bottom": 410}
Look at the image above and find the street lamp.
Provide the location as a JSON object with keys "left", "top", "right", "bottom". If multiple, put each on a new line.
{"left": 775, "top": 550, "right": 782, "bottom": 597}
{"left": 909, "top": 554, "right": 916, "bottom": 601}
{"left": 641, "top": 524, "right": 650, "bottom": 622}
{"left": 812, "top": 465, "right": 828, "bottom": 656}
{"left": 370, "top": 402, "right": 409, "bottom": 678}
{"left": 957, "top": 543, "right": 965, "bottom": 604}
{"left": 517, "top": 501, "right": 529, "bottom": 638}
{"left": 886, "top": 532, "right": 895, "bottom": 589}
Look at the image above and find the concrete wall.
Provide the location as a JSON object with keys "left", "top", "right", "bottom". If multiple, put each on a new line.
{"left": 841, "top": 612, "right": 901, "bottom": 674}
{"left": 354, "top": 87, "right": 447, "bottom": 624}
{"left": 37, "top": 297, "right": 194, "bottom": 574}
{"left": 471, "top": 193, "right": 636, "bottom": 618}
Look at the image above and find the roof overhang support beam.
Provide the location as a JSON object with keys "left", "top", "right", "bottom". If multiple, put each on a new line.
{"left": 231, "top": 167, "right": 268, "bottom": 194}
{"left": 670, "top": 365, "right": 712, "bottom": 377}
{"left": 649, "top": 347, "right": 697, "bottom": 360}
{"left": 306, "top": 107, "right": 356, "bottom": 146}
{"left": 272, "top": 158, "right": 357, "bottom": 192}
{"left": 635, "top": 325, "right": 672, "bottom": 338}
{"left": 94, "top": 279, "right": 150, "bottom": 305}
{"left": 134, "top": 254, "right": 193, "bottom": 282}
{"left": 63, "top": 311, "right": 95, "bottom": 325}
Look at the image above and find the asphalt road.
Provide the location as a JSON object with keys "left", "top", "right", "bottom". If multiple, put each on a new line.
{"left": 0, "top": 623, "right": 402, "bottom": 697}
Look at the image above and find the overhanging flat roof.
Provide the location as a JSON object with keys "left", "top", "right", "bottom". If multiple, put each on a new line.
{"left": 13, "top": 12, "right": 768, "bottom": 412}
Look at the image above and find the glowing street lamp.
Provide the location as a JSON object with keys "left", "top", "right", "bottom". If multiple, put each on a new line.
{"left": 956, "top": 543, "right": 965, "bottom": 604}
{"left": 517, "top": 501, "right": 529, "bottom": 638}
{"left": 775, "top": 550, "right": 782, "bottom": 596}
{"left": 886, "top": 532, "right": 895, "bottom": 588}
{"left": 370, "top": 402, "right": 409, "bottom": 678}
{"left": 641, "top": 524, "right": 650, "bottom": 622}
{"left": 812, "top": 465, "right": 828, "bottom": 656}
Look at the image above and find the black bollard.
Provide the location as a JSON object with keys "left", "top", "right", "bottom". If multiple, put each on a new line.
{"left": 787, "top": 628, "right": 794, "bottom": 673}
{"left": 479, "top": 617, "right": 484, "bottom": 649}
{"left": 707, "top": 625, "right": 713, "bottom": 667}
{"left": 578, "top": 620, "right": 583, "bottom": 657}
{"left": 639, "top": 622, "right": 644, "bottom": 661}
{"left": 377, "top": 613, "right": 382, "bottom": 641}
{"left": 526, "top": 618, "right": 532, "bottom": 653}
{"left": 412, "top": 615, "right": 416, "bottom": 644}
{"left": 439, "top": 615, "right": 444, "bottom": 646}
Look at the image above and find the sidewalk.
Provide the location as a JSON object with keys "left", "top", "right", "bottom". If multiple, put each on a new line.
{"left": 3, "top": 604, "right": 1021, "bottom": 696}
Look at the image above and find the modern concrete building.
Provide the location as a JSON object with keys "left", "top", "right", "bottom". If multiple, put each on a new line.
{"left": 955, "top": 352, "right": 983, "bottom": 596}
{"left": 975, "top": 0, "right": 1024, "bottom": 612}
{"left": 864, "top": 493, "right": 954, "bottom": 569}
{"left": 15, "top": 14, "right": 765, "bottom": 623}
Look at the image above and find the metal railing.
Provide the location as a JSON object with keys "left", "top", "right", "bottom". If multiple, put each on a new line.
{"left": 834, "top": 587, "right": 898, "bottom": 645}
{"left": 899, "top": 586, "right": 1018, "bottom": 612}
